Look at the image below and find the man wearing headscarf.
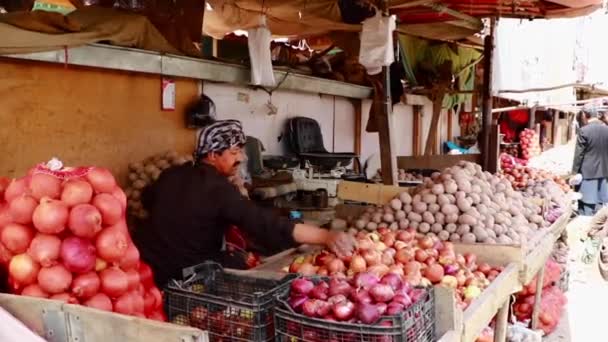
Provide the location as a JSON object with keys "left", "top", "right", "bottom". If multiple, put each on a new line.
{"left": 134, "top": 120, "right": 356, "bottom": 286}
{"left": 572, "top": 109, "right": 608, "bottom": 216}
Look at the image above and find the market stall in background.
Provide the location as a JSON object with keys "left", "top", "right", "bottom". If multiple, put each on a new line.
{"left": 0, "top": 0, "right": 602, "bottom": 341}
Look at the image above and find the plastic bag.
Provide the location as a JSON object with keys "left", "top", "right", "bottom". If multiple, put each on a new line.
{"left": 507, "top": 322, "right": 542, "bottom": 342}
{"left": 247, "top": 15, "right": 275, "bottom": 86}
{"left": 358, "top": 12, "right": 396, "bottom": 75}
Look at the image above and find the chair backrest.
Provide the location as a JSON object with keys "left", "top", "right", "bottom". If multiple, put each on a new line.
{"left": 286, "top": 117, "right": 328, "bottom": 155}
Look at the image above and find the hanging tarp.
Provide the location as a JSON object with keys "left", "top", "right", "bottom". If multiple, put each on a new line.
{"left": 399, "top": 34, "right": 481, "bottom": 108}
{"left": 0, "top": 7, "right": 190, "bottom": 56}
{"left": 493, "top": 18, "right": 579, "bottom": 106}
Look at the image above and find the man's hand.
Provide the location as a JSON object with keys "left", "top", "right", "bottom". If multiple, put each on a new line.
{"left": 326, "top": 231, "right": 357, "bottom": 259}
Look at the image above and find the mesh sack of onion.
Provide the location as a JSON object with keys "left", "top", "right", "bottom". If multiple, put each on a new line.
{"left": 0, "top": 159, "right": 165, "bottom": 321}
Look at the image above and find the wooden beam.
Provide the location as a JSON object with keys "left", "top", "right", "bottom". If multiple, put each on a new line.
{"left": 425, "top": 93, "right": 444, "bottom": 155}
{"left": 413, "top": 105, "right": 422, "bottom": 156}
{"left": 481, "top": 18, "right": 496, "bottom": 170}
{"left": 551, "top": 109, "right": 559, "bottom": 146}
{"left": 377, "top": 69, "right": 397, "bottom": 185}
{"left": 488, "top": 123, "right": 500, "bottom": 173}
{"left": 353, "top": 99, "right": 362, "bottom": 156}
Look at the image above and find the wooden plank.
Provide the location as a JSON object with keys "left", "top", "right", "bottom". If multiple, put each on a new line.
{"left": 461, "top": 263, "right": 521, "bottom": 342}
{"left": 530, "top": 267, "right": 545, "bottom": 330}
{"left": 62, "top": 304, "right": 206, "bottom": 342}
{"left": 0, "top": 294, "right": 206, "bottom": 342}
{"left": 434, "top": 286, "right": 463, "bottom": 339}
{"left": 397, "top": 154, "right": 482, "bottom": 171}
{"left": 438, "top": 330, "right": 461, "bottom": 342}
{"left": 481, "top": 18, "right": 496, "bottom": 170}
{"left": 374, "top": 74, "right": 398, "bottom": 185}
{"left": 413, "top": 105, "right": 423, "bottom": 157}
{"left": 425, "top": 94, "right": 444, "bottom": 156}
{"left": 337, "top": 181, "right": 403, "bottom": 205}
{"left": 493, "top": 299, "right": 510, "bottom": 342}
{"left": 453, "top": 243, "right": 523, "bottom": 268}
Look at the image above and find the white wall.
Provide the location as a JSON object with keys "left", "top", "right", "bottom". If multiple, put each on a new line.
{"left": 203, "top": 82, "right": 355, "bottom": 155}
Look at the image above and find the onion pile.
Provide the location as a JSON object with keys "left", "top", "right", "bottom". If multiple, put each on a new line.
{"left": 125, "top": 151, "right": 192, "bottom": 220}
{"left": 287, "top": 275, "right": 428, "bottom": 324}
{"left": 520, "top": 129, "right": 541, "bottom": 160}
{"left": 351, "top": 162, "right": 548, "bottom": 245}
{"left": 499, "top": 163, "right": 570, "bottom": 193}
{"left": 0, "top": 161, "right": 166, "bottom": 321}
{"left": 288, "top": 228, "right": 503, "bottom": 310}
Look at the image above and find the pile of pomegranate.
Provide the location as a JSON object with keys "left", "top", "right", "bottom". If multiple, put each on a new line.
{"left": 287, "top": 227, "right": 504, "bottom": 310}
{"left": 0, "top": 161, "right": 165, "bottom": 320}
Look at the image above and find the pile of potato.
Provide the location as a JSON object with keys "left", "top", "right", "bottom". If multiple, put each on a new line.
{"left": 353, "top": 161, "right": 548, "bottom": 245}
{"left": 125, "top": 151, "right": 193, "bottom": 219}
{"left": 397, "top": 170, "right": 427, "bottom": 182}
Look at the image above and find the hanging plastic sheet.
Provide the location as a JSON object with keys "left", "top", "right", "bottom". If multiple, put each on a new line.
{"left": 358, "top": 12, "right": 396, "bottom": 75}
{"left": 247, "top": 15, "right": 275, "bottom": 87}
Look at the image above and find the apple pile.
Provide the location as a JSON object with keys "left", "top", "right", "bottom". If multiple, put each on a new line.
{"left": 287, "top": 228, "right": 504, "bottom": 310}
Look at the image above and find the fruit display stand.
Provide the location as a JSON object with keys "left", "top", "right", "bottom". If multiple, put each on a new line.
{"left": 0, "top": 293, "right": 207, "bottom": 342}
{"left": 262, "top": 180, "right": 570, "bottom": 342}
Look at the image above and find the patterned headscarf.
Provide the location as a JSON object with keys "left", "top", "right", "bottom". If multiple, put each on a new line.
{"left": 194, "top": 120, "right": 246, "bottom": 162}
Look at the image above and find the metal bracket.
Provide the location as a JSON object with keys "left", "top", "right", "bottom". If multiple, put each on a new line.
{"left": 42, "top": 309, "right": 84, "bottom": 342}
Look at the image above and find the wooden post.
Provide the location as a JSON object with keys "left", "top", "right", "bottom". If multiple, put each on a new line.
{"left": 528, "top": 106, "right": 537, "bottom": 129}
{"left": 551, "top": 109, "right": 559, "bottom": 146}
{"left": 447, "top": 108, "right": 453, "bottom": 142}
{"left": 488, "top": 123, "right": 499, "bottom": 173}
{"left": 481, "top": 18, "right": 496, "bottom": 170}
{"left": 352, "top": 99, "right": 363, "bottom": 174}
{"left": 494, "top": 299, "right": 510, "bottom": 342}
{"left": 425, "top": 93, "right": 445, "bottom": 156}
{"left": 376, "top": 0, "right": 397, "bottom": 185}
{"left": 413, "top": 105, "right": 422, "bottom": 156}
{"left": 531, "top": 267, "right": 546, "bottom": 330}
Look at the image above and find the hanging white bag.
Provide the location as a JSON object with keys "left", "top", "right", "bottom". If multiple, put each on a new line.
{"left": 247, "top": 15, "right": 276, "bottom": 86}
{"left": 359, "top": 12, "right": 396, "bottom": 75}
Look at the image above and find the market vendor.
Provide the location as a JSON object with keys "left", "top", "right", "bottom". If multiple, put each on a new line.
{"left": 133, "top": 120, "right": 357, "bottom": 286}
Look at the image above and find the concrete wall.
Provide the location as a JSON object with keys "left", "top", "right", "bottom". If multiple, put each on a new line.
{"left": 203, "top": 82, "right": 356, "bottom": 156}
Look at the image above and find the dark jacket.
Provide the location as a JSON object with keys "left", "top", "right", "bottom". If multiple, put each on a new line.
{"left": 573, "top": 121, "right": 608, "bottom": 179}
{"left": 133, "top": 163, "right": 296, "bottom": 285}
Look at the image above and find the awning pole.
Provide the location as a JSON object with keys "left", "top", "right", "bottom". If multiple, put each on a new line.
{"left": 481, "top": 18, "right": 496, "bottom": 171}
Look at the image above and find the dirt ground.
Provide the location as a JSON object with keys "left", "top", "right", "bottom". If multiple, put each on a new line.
{"left": 543, "top": 216, "right": 608, "bottom": 342}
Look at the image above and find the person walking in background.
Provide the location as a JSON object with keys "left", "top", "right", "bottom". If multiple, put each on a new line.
{"left": 572, "top": 109, "right": 608, "bottom": 216}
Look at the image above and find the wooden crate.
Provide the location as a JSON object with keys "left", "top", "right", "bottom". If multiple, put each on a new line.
{"left": 0, "top": 294, "right": 207, "bottom": 342}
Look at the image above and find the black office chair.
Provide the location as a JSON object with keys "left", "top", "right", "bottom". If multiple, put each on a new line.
{"left": 285, "top": 117, "right": 361, "bottom": 175}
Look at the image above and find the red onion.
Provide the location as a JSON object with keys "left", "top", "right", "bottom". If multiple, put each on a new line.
{"left": 68, "top": 204, "right": 102, "bottom": 239}
{"left": 380, "top": 273, "right": 403, "bottom": 291}
{"left": 8, "top": 194, "right": 37, "bottom": 224}
{"left": 38, "top": 264, "right": 73, "bottom": 294}
{"left": 290, "top": 278, "right": 314, "bottom": 296}
{"left": 113, "top": 292, "right": 135, "bottom": 315}
{"left": 85, "top": 168, "right": 117, "bottom": 194}
{"left": 72, "top": 272, "right": 101, "bottom": 300}
{"left": 4, "top": 178, "right": 28, "bottom": 203}
{"left": 302, "top": 299, "right": 320, "bottom": 317}
{"left": 316, "top": 300, "right": 331, "bottom": 317}
{"left": 21, "top": 284, "right": 48, "bottom": 298}
{"left": 61, "top": 237, "right": 96, "bottom": 274}
{"left": 95, "top": 227, "right": 128, "bottom": 263}
{"left": 352, "top": 272, "right": 380, "bottom": 290}
{"left": 138, "top": 262, "right": 154, "bottom": 289}
{"left": 119, "top": 243, "right": 140, "bottom": 271}
{"left": 409, "top": 288, "right": 426, "bottom": 303}
{"left": 29, "top": 173, "right": 61, "bottom": 200}
{"left": 369, "top": 284, "right": 395, "bottom": 303}
{"left": 328, "top": 278, "right": 352, "bottom": 297}
{"left": 1, "top": 223, "right": 34, "bottom": 254}
{"left": 444, "top": 264, "right": 459, "bottom": 276}
{"left": 32, "top": 198, "right": 68, "bottom": 234}
{"left": 357, "top": 303, "right": 381, "bottom": 324}
{"left": 125, "top": 269, "right": 140, "bottom": 291}
{"left": 61, "top": 180, "right": 93, "bottom": 207}
{"left": 288, "top": 295, "right": 307, "bottom": 312}
{"left": 111, "top": 187, "right": 128, "bottom": 211}
{"left": 331, "top": 300, "right": 355, "bottom": 321}
{"left": 28, "top": 233, "right": 61, "bottom": 267}
{"left": 309, "top": 282, "right": 329, "bottom": 300}
{"left": 349, "top": 255, "right": 367, "bottom": 273}
{"left": 392, "top": 294, "right": 412, "bottom": 308}
{"left": 327, "top": 258, "right": 346, "bottom": 274}
{"left": 9, "top": 253, "right": 40, "bottom": 286}
{"left": 100, "top": 267, "right": 129, "bottom": 298}
{"left": 93, "top": 194, "right": 123, "bottom": 226}
{"left": 50, "top": 293, "right": 79, "bottom": 304}
{"left": 130, "top": 291, "right": 145, "bottom": 313}
{"left": 376, "top": 302, "right": 388, "bottom": 315}
{"left": 350, "top": 288, "right": 373, "bottom": 304}
{"left": 327, "top": 294, "right": 347, "bottom": 306}
{"left": 387, "top": 303, "right": 405, "bottom": 315}
{"left": 84, "top": 293, "right": 113, "bottom": 312}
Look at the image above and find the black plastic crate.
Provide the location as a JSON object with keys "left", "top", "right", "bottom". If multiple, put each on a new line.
{"left": 164, "top": 262, "right": 298, "bottom": 342}
{"left": 274, "top": 278, "right": 435, "bottom": 342}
